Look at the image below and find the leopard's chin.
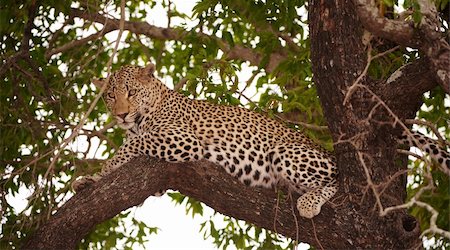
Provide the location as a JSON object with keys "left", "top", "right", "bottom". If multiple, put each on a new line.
{"left": 116, "top": 112, "right": 140, "bottom": 130}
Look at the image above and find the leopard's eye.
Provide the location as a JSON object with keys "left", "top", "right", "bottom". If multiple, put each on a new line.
{"left": 129, "top": 89, "right": 136, "bottom": 96}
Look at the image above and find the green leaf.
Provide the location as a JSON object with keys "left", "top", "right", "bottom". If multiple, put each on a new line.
{"left": 222, "top": 31, "right": 234, "bottom": 47}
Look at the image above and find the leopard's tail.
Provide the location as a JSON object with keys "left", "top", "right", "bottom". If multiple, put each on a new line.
{"left": 398, "top": 130, "right": 450, "bottom": 173}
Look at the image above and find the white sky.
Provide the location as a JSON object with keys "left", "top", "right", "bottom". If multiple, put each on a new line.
{"left": 137, "top": 194, "right": 223, "bottom": 249}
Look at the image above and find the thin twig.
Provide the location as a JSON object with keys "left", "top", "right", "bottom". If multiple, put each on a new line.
{"left": 288, "top": 191, "right": 299, "bottom": 250}
{"left": 344, "top": 44, "right": 400, "bottom": 105}
{"left": 41, "top": 0, "right": 126, "bottom": 183}
{"left": 381, "top": 171, "right": 450, "bottom": 240}
{"left": 238, "top": 92, "right": 328, "bottom": 132}
{"left": 174, "top": 77, "right": 188, "bottom": 91}
{"left": 237, "top": 70, "right": 259, "bottom": 100}
{"left": 405, "top": 119, "right": 449, "bottom": 147}
{"left": 396, "top": 149, "right": 426, "bottom": 162}
{"left": 310, "top": 219, "right": 324, "bottom": 250}
{"left": 275, "top": 115, "right": 329, "bottom": 132}
{"left": 45, "top": 26, "right": 114, "bottom": 59}
{"left": 273, "top": 189, "right": 281, "bottom": 235}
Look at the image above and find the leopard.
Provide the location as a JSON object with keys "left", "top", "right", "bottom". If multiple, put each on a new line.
{"left": 72, "top": 63, "right": 450, "bottom": 219}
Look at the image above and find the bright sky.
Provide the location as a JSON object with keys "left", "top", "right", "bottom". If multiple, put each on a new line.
{"left": 137, "top": 195, "right": 222, "bottom": 249}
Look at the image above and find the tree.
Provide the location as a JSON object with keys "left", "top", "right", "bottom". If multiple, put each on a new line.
{"left": 1, "top": 0, "right": 449, "bottom": 249}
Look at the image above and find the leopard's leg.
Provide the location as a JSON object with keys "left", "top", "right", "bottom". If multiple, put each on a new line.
{"left": 72, "top": 129, "right": 204, "bottom": 192}
{"left": 271, "top": 144, "right": 338, "bottom": 218}
{"left": 72, "top": 134, "right": 143, "bottom": 192}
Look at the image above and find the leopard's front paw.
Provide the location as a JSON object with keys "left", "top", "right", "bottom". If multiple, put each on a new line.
{"left": 297, "top": 192, "right": 322, "bottom": 219}
{"left": 72, "top": 175, "right": 99, "bottom": 192}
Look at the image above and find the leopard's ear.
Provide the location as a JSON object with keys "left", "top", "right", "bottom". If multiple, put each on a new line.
{"left": 143, "top": 63, "right": 156, "bottom": 77}
{"left": 92, "top": 78, "right": 106, "bottom": 89}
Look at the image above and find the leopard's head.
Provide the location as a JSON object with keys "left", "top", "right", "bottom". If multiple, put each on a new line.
{"left": 93, "top": 63, "right": 164, "bottom": 130}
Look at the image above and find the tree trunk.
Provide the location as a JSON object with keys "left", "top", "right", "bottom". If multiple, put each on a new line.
{"left": 309, "top": 0, "right": 424, "bottom": 248}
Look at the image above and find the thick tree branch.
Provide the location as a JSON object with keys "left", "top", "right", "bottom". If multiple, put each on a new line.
{"left": 69, "top": 8, "right": 286, "bottom": 73}
{"left": 377, "top": 57, "right": 438, "bottom": 119}
{"left": 310, "top": 0, "right": 422, "bottom": 248}
{"left": 355, "top": 0, "right": 419, "bottom": 47}
{"left": 355, "top": 0, "right": 450, "bottom": 94}
{"left": 45, "top": 26, "right": 115, "bottom": 59}
{"left": 22, "top": 156, "right": 419, "bottom": 249}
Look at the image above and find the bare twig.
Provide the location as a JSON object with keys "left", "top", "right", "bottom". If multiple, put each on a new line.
{"left": 174, "top": 77, "right": 188, "bottom": 91}
{"left": 344, "top": 44, "right": 400, "bottom": 105}
{"left": 134, "top": 35, "right": 153, "bottom": 62}
{"left": 274, "top": 115, "right": 329, "bottom": 132}
{"left": 39, "top": 0, "right": 126, "bottom": 184}
{"left": 405, "top": 119, "right": 449, "bottom": 147}
{"left": 45, "top": 26, "right": 115, "bottom": 59}
{"left": 166, "top": 0, "right": 172, "bottom": 28}
{"left": 310, "top": 219, "right": 324, "bottom": 250}
{"left": 396, "top": 149, "right": 426, "bottom": 162}
{"left": 356, "top": 151, "right": 385, "bottom": 213}
{"left": 288, "top": 191, "right": 299, "bottom": 249}
{"left": 378, "top": 169, "right": 409, "bottom": 197}
{"left": 381, "top": 171, "right": 450, "bottom": 240}
{"left": 237, "top": 70, "right": 259, "bottom": 100}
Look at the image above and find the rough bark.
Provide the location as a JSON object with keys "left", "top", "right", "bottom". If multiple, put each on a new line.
{"left": 355, "top": 0, "right": 450, "bottom": 94}
{"left": 309, "top": 0, "right": 426, "bottom": 248}
{"left": 377, "top": 57, "right": 437, "bottom": 118}
{"left": 23, "top": 156, "right": 397, "bottom": 250}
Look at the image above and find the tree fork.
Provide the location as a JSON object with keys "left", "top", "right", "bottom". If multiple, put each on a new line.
{"left": 310, "top": 0, "right": 422, "bottom": 248}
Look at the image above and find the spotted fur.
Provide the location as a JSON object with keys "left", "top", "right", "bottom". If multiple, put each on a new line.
{"left": 72, "top": 63, "right": 337, "bottom": 218}
{"left": 398, "top": 131, "right": 450, "bottom": 171}
{"left": 72, "top": 63, "right": 449, "bottom": 218}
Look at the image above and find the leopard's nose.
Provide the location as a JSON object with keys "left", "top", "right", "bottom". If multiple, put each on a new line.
{"left": 117, "top": 113, "right": 128, "bottom": 120}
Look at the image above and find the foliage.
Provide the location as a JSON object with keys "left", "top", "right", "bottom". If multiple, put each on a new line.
{"left": 409, "top": 87, "right": 450, "bottom": 248}
{"left": 0, "top": 0, "right": 448, "bottom": 249}
{"left": 199, "top": 216, "right": 294, "bottom": 250}
{"left": 79, "top": 211, "right": 159, "bottom": 250}
{"left": 169, "top": 192, "right": 294, "bottom": 249}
